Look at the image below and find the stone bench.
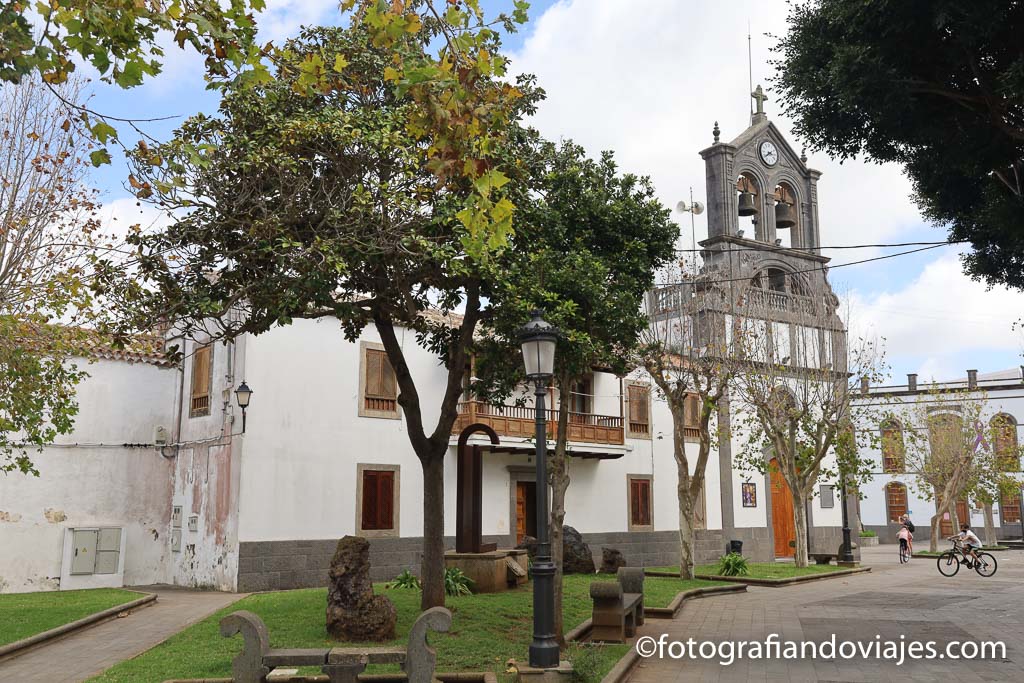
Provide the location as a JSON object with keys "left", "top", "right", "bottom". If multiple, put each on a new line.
{"left": 589, "top": 567, "right": 645, "bottom": 643}
{"left": 809, "top": 553, "right": 836, "bottom": 565}
{"left": 220, "top": 606, "right": 451, "bottom": 683}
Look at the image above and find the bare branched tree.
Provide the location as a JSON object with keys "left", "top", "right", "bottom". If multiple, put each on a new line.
{"left": 0, "top": 77, "right": 118, "bottom": 473}
{"left": 731, "top": 296, "right": 885, "bottom": 567}
{"left": 642, "top": 263, "right": 737, "bottom": 578}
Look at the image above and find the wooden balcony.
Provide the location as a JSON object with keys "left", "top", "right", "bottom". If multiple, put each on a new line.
{"left": 453, "top": 400, "right": 625, "bottom": 446}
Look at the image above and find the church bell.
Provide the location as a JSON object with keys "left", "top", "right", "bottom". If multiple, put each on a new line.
{"left": 737, "top": 192, "right": 757, "bottom": 216}
{"left": 774, "top": 201, "right": 796, "bottom": 229}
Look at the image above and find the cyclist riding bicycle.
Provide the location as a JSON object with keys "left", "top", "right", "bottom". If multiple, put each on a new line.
{"left": 951, "top": 523, "right": 982, "bottom": 565}
{"left": 897, "top": 523, "right": 914, "bottom": 556}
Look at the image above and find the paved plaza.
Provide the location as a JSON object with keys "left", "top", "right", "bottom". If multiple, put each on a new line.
{"left": 0, "top": 585, "right": 243, "bottom": 683}
{"left": 631, "top": 545, "right": 1024, "bottom": 682}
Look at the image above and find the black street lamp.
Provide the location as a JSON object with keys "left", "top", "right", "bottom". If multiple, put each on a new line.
{"left": 518, "top": 311, "right": 560, "bottom": 670}
{"left": 839, "top": 477, "right": 854, "bottom": 563}
{"left": 235, "top": 381, "right": 253, "bottom": 433}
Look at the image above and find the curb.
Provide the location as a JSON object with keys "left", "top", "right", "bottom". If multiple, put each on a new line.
{"left": 582, "top": 583, "right": 748, "bottom": 683}
{"left": 0, "top": 591, "right": 157, "bottom": 663}
{"left": 661, "top": 566, "right": 872, "bottom": 587}
{"left": 600, "top": 648, "right": 639, "bottom": 683}
{"left": 644, "top": 583, "right": 747, "bottom": 618}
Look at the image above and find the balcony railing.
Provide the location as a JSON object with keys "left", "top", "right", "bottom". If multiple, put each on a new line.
{"left": 453, "top": 400, "right": 625, "bottom": 446}
{"left": 745, "top": 287, "right": 816, "bottom": 315}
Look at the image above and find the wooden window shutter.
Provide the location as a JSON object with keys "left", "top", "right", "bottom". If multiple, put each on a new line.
{"left": 1002, "top": 493, "right": 1021, "bottom": 524}
{"left": 684, "top": 393, "right": 700, "bottom": 429}
{"left": 886, "top": 482, "right": 907, "bottom": 523}
{"left": 630, "top": 478, "right": 651, "bottom": 527}
{"left": 361, "top": 470, "right": 395, "bottom": 530}
{"left": 190, "top": 345, "right": 211, "bottom": 415}
{"left": 364, "top": 348, "right": 398, "bottom": 413}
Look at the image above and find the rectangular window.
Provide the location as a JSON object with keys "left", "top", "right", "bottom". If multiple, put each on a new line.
{"left": 360, "top": 344, "right": 399, "bottom": 418}
{"left": 819, "top": 485, "right": 835, "bottom": 508}
{"left": 189, "top": 344, "right": 212, "bottom": 417}
{"left": 627, "top": 383, "right": 651, "bottom": 438}
{"left": 569, "top": 375, "right": 593, "bottom": 419}
{"left": 1002, "top": 493, "right": 1021, "bottom": 524}
{"left": 628, "top": 476, "right": 653, "bottom": 530}
{"left": 684, "top": 393, "right": 700, "bottom": 430}
{"left": 360, "top": 469, "right": 395, "bottom": 532}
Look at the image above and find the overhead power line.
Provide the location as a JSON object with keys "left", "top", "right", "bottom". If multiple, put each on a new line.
{"left": 672, "top": 239, "right": 969, "bottom": 254}
{"left": 656, "top": 243, "right": 952, "bottom": 287}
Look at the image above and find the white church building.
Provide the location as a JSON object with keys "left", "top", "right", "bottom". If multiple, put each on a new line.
{"left": 854, "top": 369, "right": 1024, "bottom": 545}
{"left": 0, "top": 101, "right": 855, "bottom": 594}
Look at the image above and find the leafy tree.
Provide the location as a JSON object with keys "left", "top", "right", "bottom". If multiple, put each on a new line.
{"left": 0, "top": 77, "right": 119, "bottom": 474}
{"left": 110, "top": 12, "right": 536, "bottom": 609}
{"left": 475, "top": 137, "right": 676, "bottom": 640}
{"left": 774, "top": 0, "right": 1024, "bottom": 289}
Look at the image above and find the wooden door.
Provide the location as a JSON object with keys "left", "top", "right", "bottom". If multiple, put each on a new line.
{"left": 940, "top": 499, "right": 971, "bottom": 536}
{"left": 770, "top": 461, "right": 795, "bottom": 557}
{"left": 516, "top": 482, "right": 528, "bottom": 544}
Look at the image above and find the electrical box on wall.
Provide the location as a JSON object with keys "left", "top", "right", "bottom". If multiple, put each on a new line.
{"left": 61, "top": 527, "right": 126, "bottom": 590}
{"left": 171, "top": 505, "right": 182, "bottom": 528}
{"left": 188, "top": 515, "right": 199, "bottom": 532}
{"left": 171, "top": 529, "right": 182, "bottom": 552}
{"left": 154, "top": 425, "right": 169, "bottom": 446}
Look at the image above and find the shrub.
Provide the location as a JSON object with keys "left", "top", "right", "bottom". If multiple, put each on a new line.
{"left": 858, "top": 530, "right": 877, "bottom": 538}
{"left": 444, "top": 567, "right": 474, "bottom": 596}
{"left": 388, "top": 568, "right": 421, "bottom": 590}
{"left": 715, "top": 552, "right": 749, "bottom": 577}
{"left": 567, "top": 642, "right": 604, "bottom": 683}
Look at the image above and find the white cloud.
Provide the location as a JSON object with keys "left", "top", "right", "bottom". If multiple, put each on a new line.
{"left": 847, "top": 250, "right": 1024, "bottom": 378}
{"left": 510, "top": 0, "right": 924, "bottom": 251}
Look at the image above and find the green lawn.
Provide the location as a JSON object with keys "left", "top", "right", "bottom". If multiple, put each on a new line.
{"left": 89, "top": 574, "right": 723, "bottom": 683}
{"left": 0, "top": 588, "right": 142, "bottom": 647}
{"left": 649, "top": 562, "right": 848, "bottom": 580}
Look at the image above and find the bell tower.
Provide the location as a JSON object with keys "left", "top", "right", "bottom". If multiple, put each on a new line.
{"left": 700, "top": 86, "right": 822, "bottom": 253}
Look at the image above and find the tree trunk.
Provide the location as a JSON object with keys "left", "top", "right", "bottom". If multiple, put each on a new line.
{"left": 929, "top": 513, "right": 943, "bottom": 553}
{"left": 983, "top": 503, "right": 997, "bottom": 546}
{"left": 549, "top": 374, "right": 572, "bottom": 646}
{"left": 677, "top": 490, "right": 695, "bottom": 579}
{"left": 791, "top": 491, "right": 810, "bottom": 568}
{"left": 420, "top": 455, "right": 446, "bottom": 610}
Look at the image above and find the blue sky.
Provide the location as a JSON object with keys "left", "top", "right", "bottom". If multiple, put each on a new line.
{"left": 79, "top": 0, "right": 1024, "bottom": 384}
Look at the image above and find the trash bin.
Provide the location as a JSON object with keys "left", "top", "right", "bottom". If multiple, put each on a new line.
{"left": 729, "top": 540, "right": 743, "bottom": 555}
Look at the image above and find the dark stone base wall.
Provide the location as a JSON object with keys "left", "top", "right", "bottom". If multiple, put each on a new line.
{"left": 238, "top": 525, "right": 855, "bottom": 592}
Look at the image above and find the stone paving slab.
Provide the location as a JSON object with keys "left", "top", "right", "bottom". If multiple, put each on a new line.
{"left": 629, "top": 545, "right": 1024, "bottom": 682}
{"left": 0, "top": 585, "right": 244, "bottom": 683}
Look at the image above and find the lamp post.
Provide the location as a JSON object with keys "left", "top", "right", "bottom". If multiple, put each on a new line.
{"left": 518, "top": 311, "right": 560, "bottom": 670}
{"left": 839, "top": 477, "right": 854, "bottom": 563}
{"left": 235, "top": 381, "right": 253, "bottom": 433}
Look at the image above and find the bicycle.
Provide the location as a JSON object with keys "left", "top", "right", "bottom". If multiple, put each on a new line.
{"left": 936, "top": 537, "right": 997, "bottom": 577}
{"left": 898, "top": 538, "right": 911, "bottom": 564}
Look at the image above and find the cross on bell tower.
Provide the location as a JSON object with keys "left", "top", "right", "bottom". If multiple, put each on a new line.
{"left": 751, "top": 85, "right": 768, "bottom": 124}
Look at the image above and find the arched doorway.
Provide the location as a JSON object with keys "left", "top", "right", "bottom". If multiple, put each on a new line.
{"left": 770, "top": 459, "right": 795, "bottom": 557}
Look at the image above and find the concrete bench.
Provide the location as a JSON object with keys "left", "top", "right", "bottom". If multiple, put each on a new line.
{"left": 220, "top": 606, "right": 451, "bottom": 683}
{"left": 809, "top": 553, "right": 836, "bottom": 565}
{"left": 589, "top": 567, "right": 645, "bottom": 643}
